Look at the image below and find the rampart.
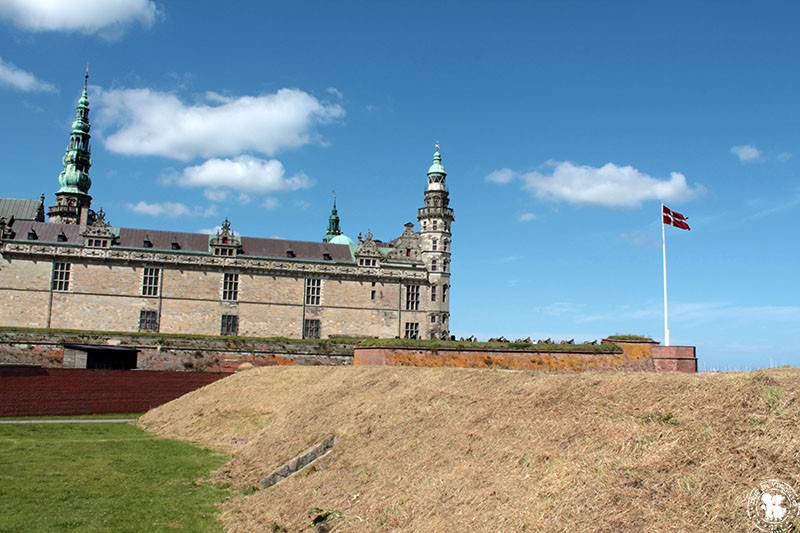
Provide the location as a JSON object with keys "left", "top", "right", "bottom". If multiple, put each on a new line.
{"left": 0, "top": 328, "right": 355, "bottom": 372}
{"left": 353, "top": 339, "right": 697, "bottom": 373}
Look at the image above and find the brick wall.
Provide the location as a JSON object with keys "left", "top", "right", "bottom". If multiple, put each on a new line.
{"left": 0, "top": 366, "right": 228, "bottom": 416}
{"left": 354, "top": 342, "right": 698, "bottom": 373}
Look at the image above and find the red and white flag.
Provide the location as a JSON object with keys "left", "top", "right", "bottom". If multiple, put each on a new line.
{"left": 662, "top": 205, "right": 690, "bottom": 231}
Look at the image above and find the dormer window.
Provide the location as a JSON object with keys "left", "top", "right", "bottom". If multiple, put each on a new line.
{"left": 171, "top": 241, "right": 181, "bottom": 250}
{"left": 86, "top": 238, "right": 109, "bottom": 248}
{"left": 323, "top": 252, "right": 332, "bottom": 261}
{"left": 209, "top": 218, "right": 241, "bottom": 257}
{"left": 143, "top": 238, "right": 153, "bottom": 248}
{"left": 286, "top": 249, "right": 296, "bottom": 258}
{"left": 27, "top": 230, "right": 38, "bottom": 240}
{"left": 57, "top": 232, "right": 68, "bottom": 243}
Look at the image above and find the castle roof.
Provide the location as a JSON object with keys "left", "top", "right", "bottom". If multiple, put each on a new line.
{"left": 0, "top": 197, "right": 45, "bottom": 222}
{"left": 4, "top": 220, "right": 354, "bottom": 263}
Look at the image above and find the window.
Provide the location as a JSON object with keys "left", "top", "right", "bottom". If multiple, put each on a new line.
{"left": 138, "top": 310, "right": 159, "bottom": 332}
{"left": 405, "top": 284, "right": 420, "bottom": 311}
{"left": 404, "top": 322, "right": 419, "bottom": 339}
{"left": 220, "top": 314, "right": 238, "bottom": 336}
{"left": 432, "top": 238, "right": 438, "bottom": 251}
{"left": 443, "top": 259, "right": 449, "bottom": 272}
{"left": 442, "top": 284, "right": 448, "bottom": 303}
{"left": 433, "top": 220, "right": 438, "bottom": 230}
{"left": 431, "top": 259, "right": 437, "bottom": 272}
{"left": 359, "top": 258, "right": 377, "bottom": 266}
{"left": 370, "top": 282, "right": 376, "bottom": 301}
{"left": 444, "top": 239, "right": 450, "bottom": 251}
{"left": 305, "top": 278, "right": 321, "bottom": 305}
{"left": 214, "top": 247, "right": 235, "bottom": 256}
{"left": 431, "top": 285, "right": 437, "bottom": 302}
{"left": 142, "top": 267, "right": 160, "bottom": 297}
{"left": 303, "top": 319, "right": 321, "bottom": 339}
{"left": 86, "top": 238, "right": 109, "bottom": 248}
{"left": 52, "top": 262, "right": 71, "bottom": 291}
{"left": 223, "top": 273, "right": 239, "bottom": 301}
{"left": 431, "top": 315, "right": 437, "bottom": 323}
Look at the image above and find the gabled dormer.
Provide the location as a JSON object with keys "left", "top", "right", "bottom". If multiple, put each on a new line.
{"left": 355, "top": 230, "right": 385, "bottom": 267}
{"left": 385, "top": 222, "right": 421, "bottom": 261}
{"left": 82, "top": 208, "right": 115, "bottom": 248}
{"left": 209, "top": 218, "right": 242, "bottom": 256}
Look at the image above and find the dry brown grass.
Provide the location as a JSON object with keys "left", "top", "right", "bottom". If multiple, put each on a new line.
{"left": 137, "top": 366, "right": 800, "bottom": 532}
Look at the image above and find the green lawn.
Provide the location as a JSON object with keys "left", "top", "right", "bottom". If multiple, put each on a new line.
{"left": 0, "top": 420, "right": 231, "bottom": 532}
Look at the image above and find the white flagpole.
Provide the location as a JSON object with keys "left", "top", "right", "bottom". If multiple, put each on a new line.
{"left": 661, "top": 203, "right": 670, "bottom": 346}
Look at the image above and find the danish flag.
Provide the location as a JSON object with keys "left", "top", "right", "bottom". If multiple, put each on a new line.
{"left": 662, "top": 205, "right": 690, "bottom": 231}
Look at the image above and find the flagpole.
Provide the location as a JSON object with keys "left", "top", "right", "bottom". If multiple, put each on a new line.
{"left": 661, "top": 203, "right": 670, "bottom": 346}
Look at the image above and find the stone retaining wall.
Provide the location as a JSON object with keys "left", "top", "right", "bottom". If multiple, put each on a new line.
{"left": 0, "top": 329, "right": 355, "bottom": 371}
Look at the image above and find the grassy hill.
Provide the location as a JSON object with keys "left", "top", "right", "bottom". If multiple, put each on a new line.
{"left": 138, "top": 366, "right": 800, "bottom": 532}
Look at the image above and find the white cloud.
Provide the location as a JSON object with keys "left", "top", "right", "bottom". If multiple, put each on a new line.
{"left": 171, "top": 155, "right": 313, "bottom": 195}
{"left": 0, "top": 57, "right": 56, "bottom": 93}
{"left": 262, "top": 197, "right": 280, "bottom": 210}
{"left": 518, "top": 212, "right": 536, "bottom": 222}
{"left": 0, "top": 0, "right": 158, "bottom": 36}
{"left": 490, "top": 161, "right": 700, "bottom": 208}
{"left": 777, "top": 152, "right": 793, "bottom": 162}
{"left": 484, "top": 168, "right": 516, "bottom": 184}
{"left": 126, "top": 201, "right": 216, "bottom": 218}
{"left": 731, "top": 144, "right": 761, "bottom": 163}
{"left": 95, "top": 87, "right": 345, "bottom": 160}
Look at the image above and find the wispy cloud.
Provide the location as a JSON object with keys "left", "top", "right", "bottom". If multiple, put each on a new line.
{"left": 730, "top": 144, "right": 761, "bottom": 163}
{"left": 126, "top": 201, "right": 217, "bottom": 218}
{"left": 486, "top": 161, "right": 702, "bottom": 208}
{"left": 95, "top": 87, "right": 345, "bottom": 160}
{"left": 0, "top": 0, "right": 159, "bottom": 38}
{"left": 0, "top": 57, "right": 56, "bottom": 93}
{"left": 518, "top": 212, "right": 536, "bottom": 222}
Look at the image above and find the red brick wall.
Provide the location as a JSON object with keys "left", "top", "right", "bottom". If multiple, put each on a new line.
{"left": 651, "top": 345, "right": 697, "bottom": 373}
{"left": 0, "top": 367, "right": 228, "bottom": 416}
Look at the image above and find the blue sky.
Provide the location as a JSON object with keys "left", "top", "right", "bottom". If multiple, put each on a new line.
{"left": 0, "top": 1, "right": 797, "bottom": 370}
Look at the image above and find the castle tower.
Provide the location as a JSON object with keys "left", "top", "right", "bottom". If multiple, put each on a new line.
{"left": 417, "top": 144, "right": 454, "bottom": 339}
{"left": 48, "top": 69, "right": 93, "bottom": 226}
{"left": 322, "top": 195, "right": 342, "bottom": 242}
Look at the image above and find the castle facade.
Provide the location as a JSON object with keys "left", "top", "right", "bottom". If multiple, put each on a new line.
{"left": 0, "top": 74, "right": 453, "bottom": 340}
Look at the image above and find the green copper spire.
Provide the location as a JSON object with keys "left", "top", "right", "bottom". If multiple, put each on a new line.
{"left": 323, "top": 193, "right": 342, "bottom": 242}
{"left": 427, "top": 143, "right": 447, "bottom": 177}
{"left": 57, "top": 68, "right": 92, "bottom": 196}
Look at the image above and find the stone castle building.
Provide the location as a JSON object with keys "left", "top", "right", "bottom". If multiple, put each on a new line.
{"left": 0, "top": 74, "right": 454, "bottom": 340}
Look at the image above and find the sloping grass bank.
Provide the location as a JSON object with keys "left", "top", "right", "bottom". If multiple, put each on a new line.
{"left": 138, "top": 366, "right": 800, "bottom": 531}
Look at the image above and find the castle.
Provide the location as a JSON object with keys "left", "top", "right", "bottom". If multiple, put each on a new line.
{"left": 0, "top": 74, "right": 453, "bottom": 341}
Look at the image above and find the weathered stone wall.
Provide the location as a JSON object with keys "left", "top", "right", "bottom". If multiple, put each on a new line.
{"left": 0, "top": 247, "right": 443, "bottom": 339}
{"left": 0, "top": 329, "right": 355, "bottom": 372}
